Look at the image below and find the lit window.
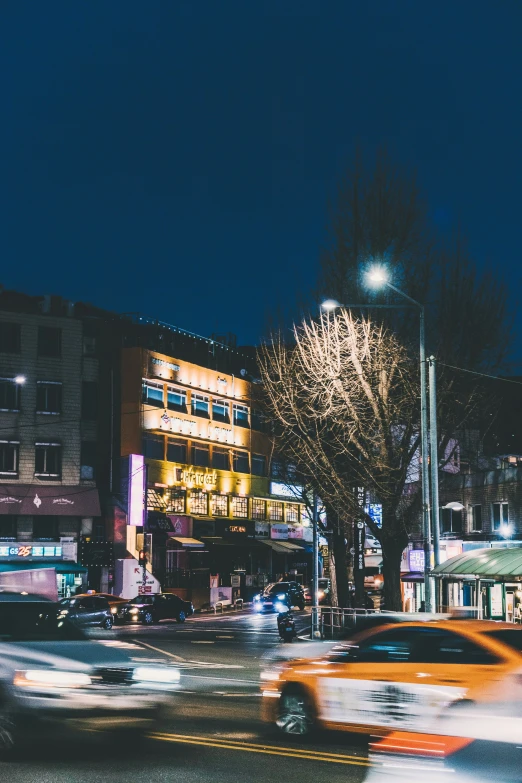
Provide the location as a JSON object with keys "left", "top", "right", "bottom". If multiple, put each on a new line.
{"left": 191, "top": 394, "right": 209, "bottom": 418}
{"left": 190, "top": 490, "right": 208, "bottom": 515}
{"left": 492, "top": 502, "right": 509, "bottom": 532}
{"left": 142, "top": 381, "right": 164, "bottom": 408}
{"left": 269, "top": 501, "right": 283, "bottom": 522}
{"left": 36, "top": 381, "right": 62, "bottom": 414}
{"left": 167, "top": 387, "right": 187, "bottom": 412}
{"left": 0, "top": 441, "right": 19, "bottom": 476}
{"left": 35, "top": 443, "right": 61, "bottom": 479}
{"left": 233, "top": 404, "right": 249, "bottom": 428}
{"left": 231, "top": 496, "right": 248, "bottom": 518}
{"left": 211, "top": 494, "right": 228, "bottom": 516}
{"left": 286, "top": 504, "right": 299, "bottom": 523}
{"left": 251, "top": 499, "right": 266, "bottom": 520}
{"left": 212, "top": 399, "right": 230, "bottom": 423}
{"left": 167, "top": 489, "right": 186, "bottom": 514}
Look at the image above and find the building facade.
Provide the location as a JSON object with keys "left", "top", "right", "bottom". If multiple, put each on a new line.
{"left": 0, "top": 295, "right": 103, "bottom": 598}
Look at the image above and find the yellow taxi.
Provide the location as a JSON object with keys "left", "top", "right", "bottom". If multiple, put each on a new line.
{"left": 261, "top": 620, "right": 522, "bottom": 736}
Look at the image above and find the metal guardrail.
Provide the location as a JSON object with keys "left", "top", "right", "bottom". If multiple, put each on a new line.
{"left": 311, "top": 606, "right": 379, "bottom": 638}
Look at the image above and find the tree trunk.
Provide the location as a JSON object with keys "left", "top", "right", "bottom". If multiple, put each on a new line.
{"left": 381, "top": 535, "right": 406, "bottom": 612}
{"left": 331, "top": 523, "right": 350, "bottom": 607}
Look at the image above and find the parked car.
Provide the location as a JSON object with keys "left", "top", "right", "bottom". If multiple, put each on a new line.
{"left": 117, "top": 593, "right": 194, "bottom": 625}
{"left": 93, "top": 593, "right": 131, "bottom": 623}
{"left": 58, "top": 594, "right": 113, "bottom": 629}
{"left": 253, "top": 582, "right": 305, "bottom": 613}
{"left": 0, "top": 593, "right": 180, "bottom": 758}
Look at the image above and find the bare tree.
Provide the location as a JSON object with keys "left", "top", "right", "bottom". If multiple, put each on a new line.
{"left": 259, "top": 311, "right": 420, "bottom": 611}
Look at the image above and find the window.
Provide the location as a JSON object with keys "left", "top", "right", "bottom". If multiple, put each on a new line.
{"left": 251, "top": 454, "right": 267, "bottom": 476}
{"left": 212, "top": 399, "right": 230, "bottom": 423}
{"left": 166, "top": 489, "right": 186, "bottom": 514}
{"left": 269, "top": 501, "right": 283, "bottom": 522}
{"left": 212, "top": 447, "right": 229, "bottom": 471}
{"left": 192, "top": 444, "right": 209, "bottom": 468}
{"left": 167, "top": 386, "right": 187, "bottom": 412}
{"left": 34, "top": 443, "right": 61, "bottom": 478}
{"left": 286, "top": 503, "right": 300, "bottom": 523}
{"left": 0, "top": 441, "right": 19, "bottom": 476}
{"left": 191, "top": 394, "right": 209, "bottom": 418}
{"left": 211, "top": 494, "right": 228, "bottom": 516}
{"left": 251, "top": 409, "right": 267, "bottom": 432}
{"left": 36, "top": 381, "right": 62, "bottom": 414}
{"left": 252, "top": 498, "right": 266, "bottom": 520}
{"left": 142, "top": 381, "right": 164, "bottom": 408}
{"left": 233, "top": 403, "right": 249, "bottom": 428}
{"left": 356, "top": 628, "right": 417, "bottom": 663}
{"left": 190, "top": 490, "right": 208, "bottom": 515}
{"left": 416, "top": 630, "right": 498, "bottom": 665}
{"left": 81, "top": 381, "right": 98, "bottom": 420}
{"left": 493, "top": 502, "right": 509, "bottom": 532}
{"left": 0, "top": 322, "right": 21, "bottom": 354}
{"left": 80, "top": 441, "right": 96, "bottom": 480}
{"left": 441, "top": 507, "right": 462, "bottom": 534}
{"left": 83, "top": 336, "right": 96, "bottom": 356}
{"left": 0, "top": 516, "right": 16, "bottom": 540}
{"left": 470, "top": 504, "right": 482, "bottom": 532}
{"left": 37, "top": 326, "right": 61, "bottom": 357}
{"left": 142, "top": 436, "right": 164, "bottom": 460}
{"left": 0, "top": 379, "right": 21, "bottom": 411}
{"left": 33, "top": 516, "right": 59, "bottom": 541}
{"left": 232, "top": 450, "right": 249, "bottom": 473}
{"left": 231, "top": 496, "right": 248, "bottom": 518}
{"left": 167, "top": 439, "right": 187, "bottom": 464}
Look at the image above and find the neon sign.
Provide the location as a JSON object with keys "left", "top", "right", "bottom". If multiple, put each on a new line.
{"left": 0, "top": 545, "right": 63, "bottom": 558}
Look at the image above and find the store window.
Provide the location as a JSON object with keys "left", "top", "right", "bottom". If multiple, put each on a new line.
{"left": 232, "top": 450, "right": 249, "bottom": 474}
{"left": 142, "top": 381, "right": 164, "bottom": 408}
{"left": 36, "top": 381, "right": 62, "bottom": 414}
{"left": 492, "top": 502, "right": 509, "bottom": 532}
{"left": 231, "top": 496, "right": 248, "bottom": 519}
{"left": 0, "top": 516, "right": 16, "bottom": 540}
{"left": 252, "top": 498, "right": 266, "bottom": 520}
{"left": 251, "top": 454, "right": 267, "bottom": 476}
{"left": 81, "top": 381, "right": 98, "bottom": 420}
{"left": 191, "top": 394, "right": 209, "bottom": 418}
{"left": 34, "top": 443, "right": 61, "bottom": 479}
{"left": 269, "top": 501, "right": 284, "bottom": 522}
{"left": 286, "top": 504, "right": 300, "bottom": 523}
{"left": 167, "top": 387, "right": 187, "bottom": 412}
{"left": 192, "top": 444, "right": 209, "bottom": 468}
{"left": 33, "top": 516, "right": 59, "bottom": 541}
{"left": 470, "top": 504, "right": 482, "bottom": 532}
{"left": 212, "top": 399, "right": 230, "bottom": 423}
{"left": 37, "top": 326, "right": 61, "bottom": 357}
{"left": 0, "top": 379, "right": 21, "bottom": 411}
{"left": 80, "top": 441, "right": 96, "bottom": 480}
{"left": 0, "top": 322, "right": 21, "bottom": 354}
{"left": 441, "top": 507, "right": 463, "bottom": 535}
{"left": 233, "top": 403, "right": 249, "bottom": 428}
{"left": 0, "top": 441, "right": 19, "bottom": 476}
{"left": 142, "top": 436, "right": 164, "bottom": 460}
{"left": 211, "top": 494, "right": 228, "bottom": 516}
{"left": 190, "top": 490, "right": 208, "bottom": 515}
{"left": 212, "top": 447, "right": 229, "bottom": 471}
{"left": 167, "top": 438, "right": 187, "bottom": 464}
{"left": 167, "top": 489, "right": 186, "bottom": 514}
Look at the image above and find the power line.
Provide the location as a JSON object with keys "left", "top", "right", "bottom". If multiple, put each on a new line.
{"left": 440, "top": 362, "right": 522, "bottom": 388}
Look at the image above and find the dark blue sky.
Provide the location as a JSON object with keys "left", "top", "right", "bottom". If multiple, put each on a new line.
{"left": 2, "top": 1, "right": 521, "bottom": 348}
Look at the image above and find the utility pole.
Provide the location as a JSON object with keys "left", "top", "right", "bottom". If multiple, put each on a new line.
{"left": 419, "top": 308, "right": 432, "bottom": 611}
{"left": 429, "top": 356, "right": 441, "bottom": 568}
{"left": 311, "top": 491, "right": 320, "bottom": 638}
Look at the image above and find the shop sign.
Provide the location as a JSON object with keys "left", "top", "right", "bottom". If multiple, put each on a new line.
{"left": 255, "top": 521, "right": 269, "bottom": 538}
{"left": 178, "top": 469, "right": 217, "bottom": 487}
{"left": 149, "top": 357, "right": 181, "bottom": 379}
{"left": 288, "top": 525, "right": 304, "bottom": 539}
{"left": 408, "top": 549, "right": 425, "bottom": 572}
{"left": 227, "top": 525, "right": 247, "bottom": 534}
{"left": 270, "top": 482, "right": 304, "bottom": 499}
{"left": 490, "top": 583, "right": 504, "bottom": 618}
{"left": 271, "top": 524, "right": 288, "bottom": 540}
{"left": 0, "top": 544, "right": 63, "bottom": 559}
{"left": 365, "top": 503, "right": 382, "bottom": 528}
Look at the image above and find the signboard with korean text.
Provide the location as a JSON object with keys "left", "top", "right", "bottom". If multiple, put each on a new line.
{"left": 270, "top": 524, "right": 289, "bottom": 540}
{"left": 366, "top": 504, "right": 382, "bottom": 528}
{"left": 0, "top": 544, "right": 63, "bottom": 560}
{"left": 288, "top": 525, "right": 304, "bottom": 539}
{"left": 408, "top": 549, "right": 425, "bottom": 572}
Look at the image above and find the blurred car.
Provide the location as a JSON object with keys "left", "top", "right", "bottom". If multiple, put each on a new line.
{"left": 304, "top": 578, "right": 331, "bottom": 605}
{"left": 117, "top": 593, "right": 194, "bottom": 625}
{"left": 0, "top": 593, "right": 180, "bottom": 758}
{"left": 261, "top": 619, "right": 522, "bottom": 737}
{"left": 253, "top": 582, "right": 305, "bottom": 613}
{"left": 94, "top": 593, "right": 129, "bottom": 619}
{"left": 58, "top": 594, "right": 113, "bottom": 629}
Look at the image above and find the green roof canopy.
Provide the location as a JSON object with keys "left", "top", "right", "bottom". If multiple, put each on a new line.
{"left": 431, "top": 547, "right": 522, "bottom": 579}
{"left": 0, "top": 562, "right": 87, "bottom": 574}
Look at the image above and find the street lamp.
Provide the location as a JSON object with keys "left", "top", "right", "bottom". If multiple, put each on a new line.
{"left": 365, "top": 267, "right": 432, "bottom": 611}
{"left": 14, "top": 375, "right": 26, "bottom": 385}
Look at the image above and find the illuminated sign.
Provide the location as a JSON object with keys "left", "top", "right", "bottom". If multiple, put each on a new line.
{"left": 178, "top": 469, "right": 217, "bottom": 487}
{"left": 408, "top": 550, "right": 425, "bottom": 572}
{"left": 227, "top": 525, "right": 247, "bottom": 534}
{"left": 0, "top": 545, "right": 63, "bottom": 559}
{"left": 151, "top": 358, "right": 180, "bottom": 372}
{"left": 128, "top": 453, "right": 146, "bottom": 526}
{"left": 270, "top": 482, "right": 304, "bottom": 499}
{"left": 366, "top": 503, "right": 382, "bottom": 528}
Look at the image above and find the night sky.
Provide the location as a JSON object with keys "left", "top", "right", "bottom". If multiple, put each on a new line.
{"left": 2, "top": 1, "right": 521, "bottom": 351}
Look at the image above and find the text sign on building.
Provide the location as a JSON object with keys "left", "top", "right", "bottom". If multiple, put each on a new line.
{"left": 128, "top": 454, "right": 146, "bottom": 526}
{"left": 271, "top": 524, "right": 289, "bottom": 540}
{"left": 366, "top": 503, "right": 382, "bottom": 528}
{"left": 149, "top": 357, "right": 180, "bottom": 379}
{"left": 177, "top": 468, "right": 217, "bottom": 487}
{"left": 408, "top": 549, "right": 425, "bottom": 572}
{"left": 270, "top": 482, "right": 304, "bottom": 499}
{"left": 0, "top": 545, "right": 63, "bottom": 559}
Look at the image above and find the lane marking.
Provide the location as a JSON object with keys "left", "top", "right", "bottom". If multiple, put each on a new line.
{"left": 150, "top": 732, "right": 370, "bottom": 766}
{"left": 133, "top": 639, "right": 185, "bottom": 662}
{"left": 217, "top": 635, "right": 235, "bottom": 639}
{"left": 191, "top": 640, "right": 215, "bottom": 644}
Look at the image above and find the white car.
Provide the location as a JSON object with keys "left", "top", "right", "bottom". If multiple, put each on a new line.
{"left": 0, "top": 593, "right": 180, "bottom": 758}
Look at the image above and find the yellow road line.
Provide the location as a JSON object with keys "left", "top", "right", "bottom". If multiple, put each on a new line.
{"left": 149, "top": 732, "right": 370, "bottom": 766}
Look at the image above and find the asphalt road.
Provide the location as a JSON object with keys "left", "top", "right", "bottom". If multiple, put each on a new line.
{"left": 5, "top": 609, "right": 370, "bottom": 783}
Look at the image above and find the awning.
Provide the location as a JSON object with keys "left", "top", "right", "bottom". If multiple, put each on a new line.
{"left": 431, "top": 547, "right": 522, "bottom": 579}
{"left": 259, "top": 540, "right": 303, "bottom": 554}
{"left": 0, "top": 485, "right": 100, "bottom": 516}
{"left": 168, "top": 537, "right": 205, "bottom": 548}
{"left": 0, "top": 562, "right": 87, "bottom": 574}
{"left": 401, "top": 571, "right": 425, "bottom": 583}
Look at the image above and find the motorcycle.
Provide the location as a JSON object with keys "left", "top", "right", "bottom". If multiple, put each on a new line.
{"left": 277, "top": 610, "right": 296, "bottom": 642}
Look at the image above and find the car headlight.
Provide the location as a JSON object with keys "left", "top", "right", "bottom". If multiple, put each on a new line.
{"left": 14, "top": 670, "right": 92, "bottom": 689}
{"left": 254, "top": 594, "right": 260, "bottom": 602}
{"left": 110, "top": 606, "right": 118, "bottom": 614}
{"left": 276, "top": 593, "right": 286, "bottom": 600}
{"left": 274, "top": 602, "right": 287, "bottom": 613}
{"left": 132, "top": 667, "right": 180, "bottom": 684}
{"left": 130, "top": 608, "right": 139, "bottom": 614}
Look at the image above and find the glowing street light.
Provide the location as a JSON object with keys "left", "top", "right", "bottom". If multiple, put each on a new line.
{"left": 14, "top": 375, "right": 26, "bottom": 385}
{"left": 320, "top": 299, "right": 341, "bottom": 312}
{"left": 366, "top": 267, "right": 388, "bottom": 286}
